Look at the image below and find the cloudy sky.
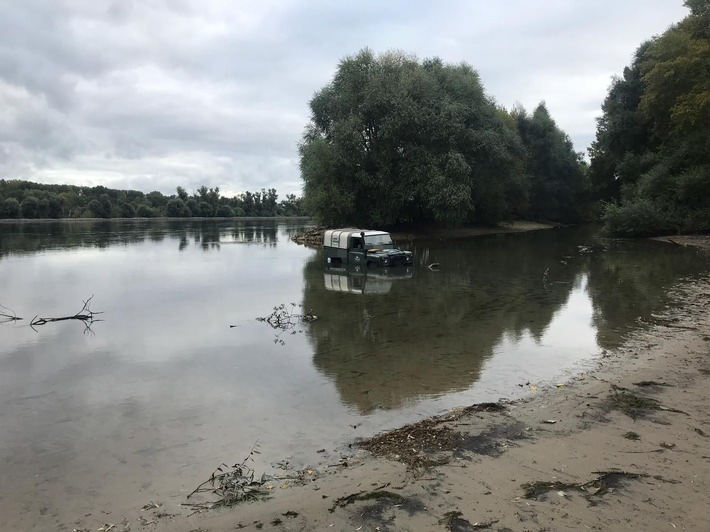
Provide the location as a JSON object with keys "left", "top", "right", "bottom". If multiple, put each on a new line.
{"left": 0, "top": 1, "right": 687, "bottom": 198}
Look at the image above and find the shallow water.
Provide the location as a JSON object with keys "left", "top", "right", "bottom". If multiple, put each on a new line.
{"left": 0, "top": 220, "right": 708, "bottom": 528}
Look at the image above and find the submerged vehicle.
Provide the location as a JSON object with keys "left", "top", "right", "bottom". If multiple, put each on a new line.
{"left": 323, "top": 229, "right": 413, "bottom": 268}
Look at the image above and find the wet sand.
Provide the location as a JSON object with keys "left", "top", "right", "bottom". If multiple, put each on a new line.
{"left": 64, "top": 239, "right": 710, "bottom": 532}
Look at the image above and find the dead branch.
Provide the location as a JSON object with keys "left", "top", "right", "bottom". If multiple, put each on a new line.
{"left": 30, "top": 296, "right": 103, "bottom": 333}
{"left": 184, "top": 441, "right": 271, "bottom": 512}
{"left": 255, "top": 303, "right": 318, "bottom": 345}
{"left": 0, "top": 304, "right": 23, "bottom": 323}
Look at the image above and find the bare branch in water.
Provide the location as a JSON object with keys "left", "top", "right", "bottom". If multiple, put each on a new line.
{"left": 255, "top": 303, "right": 318, "bottom": 345}
{"left": 30, "top": 296, "right": 103, "bottom": 334}
{"left": 0, "top": 304, "right": 23, "bottom": 324}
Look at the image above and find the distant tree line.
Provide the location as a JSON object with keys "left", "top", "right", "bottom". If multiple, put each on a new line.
{"left": 299, "top": 48, "right": 587, "bottom": 228}
{"left": 589, "top": 0, "right": 709, "bottom": 236}
{"left": 0, "top": 180, "right": 305, "bottom": 219}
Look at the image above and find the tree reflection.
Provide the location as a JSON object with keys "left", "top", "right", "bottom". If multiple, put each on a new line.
{"left": 0, "top": 220, "right": 298, "bottom": 258}
{"left": 302, "top": 227, "right": 709, "bottom": 413}
{"left": 302, "top": 230, "right": 583, "bottom": 413}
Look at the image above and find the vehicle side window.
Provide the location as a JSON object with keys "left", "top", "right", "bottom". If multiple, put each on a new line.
{"left": 351, "top": 237, "right": 363, "bottom": 250}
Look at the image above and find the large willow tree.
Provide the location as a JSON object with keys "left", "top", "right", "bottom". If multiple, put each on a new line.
{"left": 299, "top": 49, "right": 526, "bottom": 227}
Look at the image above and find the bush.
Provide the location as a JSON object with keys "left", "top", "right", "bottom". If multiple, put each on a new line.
{"left": 602, "top": 198, "right": 677, "bottom": 237}
{"left": 1, "top": 197, "right": 20, "bottom": 218}
{"left": 216, "top": 205, "right": 234, "bottom": 217}
{"left": 136, "top": 204, "right": 156, "bottom": 217}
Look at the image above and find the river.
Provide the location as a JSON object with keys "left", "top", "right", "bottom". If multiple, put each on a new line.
{"left": 0, "top": 219, "right": 708, "bottom": 529}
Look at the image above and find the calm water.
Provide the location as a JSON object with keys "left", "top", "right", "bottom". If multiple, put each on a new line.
{"left": 1, "top": 220, "right": 708, "bottom": 528}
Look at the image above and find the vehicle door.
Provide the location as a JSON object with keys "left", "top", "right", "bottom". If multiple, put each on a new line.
{"left": 347, "top": 236, "right": 366, "bottom": 265}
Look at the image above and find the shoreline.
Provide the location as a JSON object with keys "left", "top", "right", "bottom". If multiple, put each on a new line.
{"left": 0, "top": 216, "right": 311, "bottom": 224}
{"left": 64, "top": 240, "right": 710, "bottom": 531}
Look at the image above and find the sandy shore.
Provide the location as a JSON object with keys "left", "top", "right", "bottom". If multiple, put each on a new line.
{"left": 65, "top": 239, "right": 710, "bottom": 532}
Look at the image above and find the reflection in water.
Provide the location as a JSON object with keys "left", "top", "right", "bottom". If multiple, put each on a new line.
{"left": 304, "top": 227, "right": 709, "bottom": 414}
{"left": 0, "top": 219, "right": 282, "bottom": 258}
{"left": 323, "top": 265, "right": 414, "bottom": 295}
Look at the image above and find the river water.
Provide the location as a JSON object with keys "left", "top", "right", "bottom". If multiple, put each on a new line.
{"left": 0, "top": 220, "right": 708, "bottom": 528}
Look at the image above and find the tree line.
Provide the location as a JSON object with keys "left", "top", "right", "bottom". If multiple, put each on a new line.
{"left": 0, "top": 180, "right": 305, "bottom": 219}
{"left": 301, "top": 1, "right": 707, "bottom": 236}
{"left": 590, "top": 0, "right": 708, "bottom": 236}
{"left": 299, "top": 48, "right": 587, "bottom": 228}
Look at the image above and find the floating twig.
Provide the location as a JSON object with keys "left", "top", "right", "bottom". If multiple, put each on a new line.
{"left": 30, "top": 296, "right": 102, "bottom": 334}
{"left": 256, "top": 303, "right": 318, "bottom": 345}
{"left": 0, "top": 304, "right": 23, "bottom": 323}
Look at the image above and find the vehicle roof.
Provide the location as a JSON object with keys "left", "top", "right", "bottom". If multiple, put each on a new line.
{"left": 325, "top": 228, "right": 389, "bottom": 236}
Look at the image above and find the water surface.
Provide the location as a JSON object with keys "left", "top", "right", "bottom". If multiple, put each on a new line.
{"left": 0, "top": 220, "right": 707, "bottom": 529}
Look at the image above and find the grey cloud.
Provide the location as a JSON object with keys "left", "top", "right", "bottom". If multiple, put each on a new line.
{"left": 0, "top": 0, "right": 688, "bottom": 195}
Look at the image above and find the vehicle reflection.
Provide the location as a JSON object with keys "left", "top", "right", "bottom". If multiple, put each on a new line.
{"left": 323, "top": 265, "right": 413, "bottom": 295}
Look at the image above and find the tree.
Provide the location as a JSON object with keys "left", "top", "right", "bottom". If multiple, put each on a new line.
{"left": 97, "top": 194, "right": 113, "bottom": 218}
{"left": 85, "top": 199, "right": 101, "bottom": 217}
{"left": 1, "top": 198, "right": 20, "bottom": 218}
{"left": 46, "top": 193, "right": 65, "bottom": 218}
{"left": 300, "top": 49, "right": 526, "bottom": 227}
{"left": 512, "top": 103, "right": 585, "bottom": 222}
{"left": 195, "top": 201, "right": 213, "bottom": 217}
{"left": 120, "top": 202, "right": 136, "bottom": 218}
{"left": 136, "top": 204, "right": 155, "bottom": 217}
{"left": 588, "top": 43, "right": 654, "bottom": 201}
{"left": 216, "top": 204, "right": 234, "bottom": 217}
{"left": 176, "top": 186, "right": 189, "bottom": 202}
{"left": 165, "top": 198, "right": 191, "bottom": 217}
{"left": 20, "top": 196, "right": 40, "bottom": 218}
{"left": 592, "top": 2, "right": 710, "bottom": 236}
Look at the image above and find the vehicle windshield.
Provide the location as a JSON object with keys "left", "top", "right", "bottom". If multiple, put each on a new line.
{"left": 364, "top": 234, "right": 393, "bottom": 247}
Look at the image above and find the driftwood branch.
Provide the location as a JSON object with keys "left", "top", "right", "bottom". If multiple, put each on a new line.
{"left": 183, "top": 441, "right": 271, "bottom": 514}
{"left": 30, "top": 296, "right": 103, "bottom": 333}
{"left": 0, "top": 304, "right": 23, "bottom": 324}
{"left": 255, "top": 303, "right": 318, "bottom": 345}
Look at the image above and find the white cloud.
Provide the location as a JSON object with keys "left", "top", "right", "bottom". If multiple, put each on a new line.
{"left": 0, "top": 0, "right": 689, "bottom": 196}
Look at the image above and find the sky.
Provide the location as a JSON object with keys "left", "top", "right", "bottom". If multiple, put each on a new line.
{"left": 0, "top": 0, "right": 688, "bottom": 198}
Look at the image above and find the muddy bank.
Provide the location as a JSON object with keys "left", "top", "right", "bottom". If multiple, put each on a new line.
{"left": 653, "top": 234, "right": 710, "bottom": 251}
{"left": 66, "top": 269, "right": 710, "bottom": 532}
{"left": 292, "top": 221, "right": 555, "bottom": 247}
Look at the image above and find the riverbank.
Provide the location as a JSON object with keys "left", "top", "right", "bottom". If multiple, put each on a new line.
{"left": 0, "top": 216, "right": 310, "bottom": 224}
{"left": 292, "top": 221, "right": 556, "bottom": 246}
{"left": 71, "top": 243, "right": 710, "bottom": 531}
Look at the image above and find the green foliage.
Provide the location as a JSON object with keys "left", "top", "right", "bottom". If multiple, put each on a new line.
{"left": 300, "top": 49, "right": 533, "bottom": 227}
{"left": 1, "top": 197, "right": 20, "bottom": 218}
{"left": 593, "top": 3, "right": 710, "bottom": 236}
{"left": 511, "top": 103, "right": 585, "bottom": 222}
{"left": 21, "top": 196, "right": 40, "bottom": 218}
{"left": 216, "top": 204, "right": 234, "bottom": 217}
{"left": 136, "top": 204, "right": 156, "bottom": 218}
{"left": 602, "top": 199, "right": 675, "bottom": 237}
{"left": 120, "top": 202, "right": 136, "bottom": 218}
{"left": 0, "top": 180, "right": 305, "bottom": 219}
{"left": 300, "top": 49, "right": 586, "bottom": 227}
{"left": 165, "top": 198, "right": 191, "bottom": 217}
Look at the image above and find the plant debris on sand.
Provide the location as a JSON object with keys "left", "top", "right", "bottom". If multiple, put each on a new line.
{"left": 603, "top": 387, "right": 687, "bottom": 419}
{"left": 359, "top": 402, "right": 507, "bottom": 469}
{"left": 183, "top": 443, "right": 271, "bottom": 514}
{"left": 521, "top": 470, "right": 649, "bottom": 500}
{"left": 439, "top": 511, "right": 499, "bottom": 531}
